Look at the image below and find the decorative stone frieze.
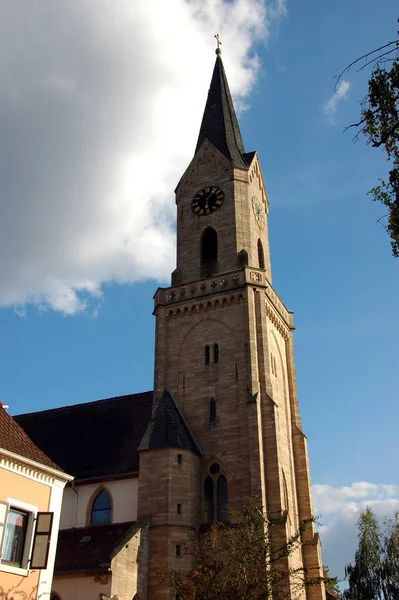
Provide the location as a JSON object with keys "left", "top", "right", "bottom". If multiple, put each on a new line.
{"left": 0, "top": 454, "right": 55, "bottom": 486}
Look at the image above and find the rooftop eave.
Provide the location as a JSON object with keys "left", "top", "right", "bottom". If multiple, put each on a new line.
{"left": 0, "top": 447, "right": 74, "bottom": 483}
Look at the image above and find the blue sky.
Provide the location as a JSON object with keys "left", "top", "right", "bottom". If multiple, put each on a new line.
{"left": 1, "top": 0, "right": 398, "bottom": 585}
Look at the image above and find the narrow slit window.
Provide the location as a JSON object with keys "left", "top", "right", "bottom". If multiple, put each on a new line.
{"left": 210, "top": 399, "right": 216, "bottom": 423}
{"left": 205, "top": 345, "right": 210, "bottom": 365}
{"left": 214, "top": 343, "right": 219, "bottom": 364}
{"left": 258, "top": 239, "right": 265, "bottom": 270}
{"left": 177, "top": 504, "right": 182, "bottom": 515}
{"left": 177, "top": 454, "right": 183, "bottom": 464}
{"left": 176, "top": 544, "right": 182, "bottom": 557}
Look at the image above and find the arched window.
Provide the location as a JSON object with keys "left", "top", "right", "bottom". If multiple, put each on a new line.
{"left": 209, "top": 399, "right": 216, "bottom": 423}
{"left": 51, "top": 594, "right": 62, "bottom": 600}
{"left": 214, "top": 343, "right": 219, "bottom": 364}
{"left": 203, "top": 476, "right": 214, "bottom": 524}
{"left": 91, "top": 489, "right": 112, "bottom": 524}
{"left": 205, "top": 345, "right": 210, "bottom": 365}
{"left": 202, "top": 463, "right": 228, "bottom": 524}
{"left": 217, "top": 475, "right": 228, "bottom": 522}
{"left": 201, "top": 227, "right": 218, "bottom": 276}
{"left": 258, "top": 238, "right": 265, "bottom": 270}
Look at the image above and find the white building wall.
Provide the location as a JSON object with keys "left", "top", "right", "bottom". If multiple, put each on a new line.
{"left": 37, "top": 479, "right": 66, "bottom": 600}
{"left": 60, "top": 477, "right": 138, "bottom": 529}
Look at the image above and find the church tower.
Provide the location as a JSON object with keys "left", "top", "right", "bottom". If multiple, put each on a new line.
{"left": 138, "top": 47, "right": 325, "bottom": 600}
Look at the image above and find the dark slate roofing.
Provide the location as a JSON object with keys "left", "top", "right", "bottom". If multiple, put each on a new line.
{"left": 55, "top": 521, "right": 140, "bottom": 573}
{"left": 0, "top": 403, "right": 61, "bottom": 471}
{"left": 148, "top": 388, "right": 202, "bottom": 455}
{"left": 195, "top": 55, "right": 248, "bottom": 168}
{"left": 15, "top": 392, "right": 153, "bottom": 481}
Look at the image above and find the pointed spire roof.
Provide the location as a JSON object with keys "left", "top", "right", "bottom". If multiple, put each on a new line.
{"left": 195, "top": 54, "right": 248, "bottom": 168}
{"left": 147, "top": 388, "right": 202, "bottom": 455}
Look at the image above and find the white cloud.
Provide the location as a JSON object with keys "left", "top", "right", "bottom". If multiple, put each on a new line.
{"left": 323, "top": 79, "right": 351, "bottom": 124}
{"left": 0, "top": 0, "right": 285, "bottom": 315}
{"left": 313, "top": 481, "right": 399, "bottom": 588}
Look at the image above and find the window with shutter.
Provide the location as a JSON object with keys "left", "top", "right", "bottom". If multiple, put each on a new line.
{"left": 0, "top": 501, "right": 8, "bottom": 559}
{"left": 30, "top": 512, "right": 54, "bottom": 569}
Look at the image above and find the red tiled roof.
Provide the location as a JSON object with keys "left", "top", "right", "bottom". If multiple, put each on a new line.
{"left": 15, "top": 392, "right": 153, "bottom": 481}
{"left": 0, "top": 405, "right": 61, "bottom": 471}
{"left": 55, "top": 521, "right": 140, "bottom": 573}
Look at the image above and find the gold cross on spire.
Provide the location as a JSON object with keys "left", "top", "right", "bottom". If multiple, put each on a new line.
{"left": 215, "top": 33, "right": 222, "bottom": 49}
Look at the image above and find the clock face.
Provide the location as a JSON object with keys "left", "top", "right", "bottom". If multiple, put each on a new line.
{"left": 191, "top": 186, "right": 224, "bottom": 216}
{"left": 252, "top": 196, "right": 265, "bottom": 229}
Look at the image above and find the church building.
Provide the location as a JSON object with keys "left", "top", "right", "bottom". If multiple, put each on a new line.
{"left": 15, "top": 47, "right": 325, "bottom": 600}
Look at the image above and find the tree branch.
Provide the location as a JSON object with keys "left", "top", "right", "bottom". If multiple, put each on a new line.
{"left": 334, "top": 39, "right": 399, "bottom": 91}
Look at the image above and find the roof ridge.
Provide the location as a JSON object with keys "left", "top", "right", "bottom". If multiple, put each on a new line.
{"left": 147, "top": 388, "right": 202, "bottom": 454}
{"left": 166, "top": 388, "right": 202, "bottom": 455}
{"left": 15, "top": 390, "right": 153, "bottom": 417}
{"left": 0, "top": 407, "right": 63, "bottom": 471}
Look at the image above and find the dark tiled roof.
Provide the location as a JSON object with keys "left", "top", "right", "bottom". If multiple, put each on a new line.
{"left": 243, "top": 151, "right": 256, "bottom": 165}
{"left": 0, "top": 404, "right": 61, "bottom": 471}
{"left": 55, "top": 521, "right": 140, "bottom": 573}
{"left": 15, "top": 392, "right": 153, "bottom": 481}
{"left": 147, "top": 388, "right": 202, "bottom": 454}
{"left": 195, "top": 55, "right": 248, "bottom": 168}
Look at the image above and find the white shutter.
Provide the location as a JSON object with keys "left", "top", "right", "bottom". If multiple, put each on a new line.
{"left": 0, "top": 501, "right": 8, "bottom": 559}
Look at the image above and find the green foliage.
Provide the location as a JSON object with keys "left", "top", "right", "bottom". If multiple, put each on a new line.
{"left": 381, "top": 512, "right": 399, "bottom": 599}
{"left": 344, "top": 508, "right": 399, "bottom": 600}
{"left": 344, "top": 507, "right": 382, "bottom": 599}
{"left": 323, "top": 565, "right": 341, "bottom": 594}
{"left": 342, "top": 18, "right": 399, "bottom": 257}
{"left": 163, "top": 500, "right": 326, "bottom": 600}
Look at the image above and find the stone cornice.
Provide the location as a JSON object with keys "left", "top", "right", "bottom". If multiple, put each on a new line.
{"left": 154, "top": 267, "right": 294, "bottom": 334}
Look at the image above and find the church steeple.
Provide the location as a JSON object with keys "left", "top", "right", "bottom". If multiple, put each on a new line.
{"left": 195, "top": 54, "right": 248, "bottom": 168}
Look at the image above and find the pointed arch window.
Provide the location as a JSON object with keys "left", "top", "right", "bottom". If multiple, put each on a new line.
{"left": 201, "top": 227, "right": 218, "bottom": 276}
{"left": 203, "top": 476, "right": 214, "bottom": 524}
{"left": 210, "top": 399, "right": 216, "bottom": 423}
{"left": 205, "top": 345, "right": 210, "bottom": 365}
{"left": 201, "top": 227, "right": 218, "bottom": 263}
{"left": 258, "top": 238, "right": 265, "bottom": 270}
{"left": 214, "top": 343, "right": 219, "bottom": 364}
{"left": 202, "top": 463, "right": 228, "bottom": 524}
{"left": 91, "top": 489, "right": 112, "bottom": 524}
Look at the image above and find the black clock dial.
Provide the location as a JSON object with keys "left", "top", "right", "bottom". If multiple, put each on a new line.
{"left": 191, "top": 186, "right": 224, "bottom": 216}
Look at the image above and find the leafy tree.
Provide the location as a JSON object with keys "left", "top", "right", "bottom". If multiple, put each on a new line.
{"left": 163, "top": 500, "right": 327, "bottom": 600}
{"left": 381, "top": 512, "right": 399, "bottom": 599}
{"left": 344, "top": 508, "right": 399, "bottom": 600}
{"left": 344, "top": 507, "right": 382, "bottom": 599}
{"left": 323, "top": 564, "right": 341, "bottom": 594}
{"left": 338, "top": 18, "right": 399, "bottom": 257}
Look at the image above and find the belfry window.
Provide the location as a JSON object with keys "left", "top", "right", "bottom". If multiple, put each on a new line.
{"left": 214, "top": 343, "right": 219, "bottom": 363}
{"left": 205, "top": 345, "right": 210, "bottom": 365}
{"left": 203, "top": 463, "right": 228, "bottom": 524}
{"left": 201, "top": 227, "right": 218, "bottom": 276}
{"left": 201, "top": 227, "right": 218, "bottom": 263}
{"left": 91, "top": 489, "right": 112, "bottom": 524}
{"left": 210, "top": 399, "right": 216, "bottom": 423}
{"left": 258, "top": 239, "right": 265, "bottom": 270}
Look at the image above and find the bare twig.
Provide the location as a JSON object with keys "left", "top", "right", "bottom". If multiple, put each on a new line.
{"left": 334, "top": 39, "right": 399, "bottom": 91}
